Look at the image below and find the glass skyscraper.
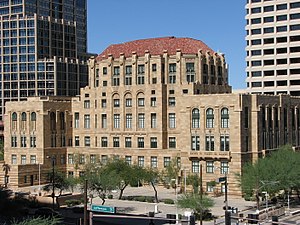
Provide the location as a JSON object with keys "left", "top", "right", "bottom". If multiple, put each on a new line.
{"left": 0, "top": 0, "right": 90, "bottom": 122}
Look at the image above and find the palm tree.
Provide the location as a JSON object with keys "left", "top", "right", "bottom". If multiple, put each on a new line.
{"left": 2, "top": 163, "right": 10, "bottom": 188}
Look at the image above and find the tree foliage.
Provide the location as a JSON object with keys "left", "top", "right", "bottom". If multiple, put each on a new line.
{"left": 186, "top": 174, "right": 200, "bottom": 194}
{"left": 161, "top": 157, "right": 180, "bottom": 188}
{"left": 239, "top": 145, "right": 300, "bottom": 205}
{"left": 0, "top": 140, "right": 4, "bottom": 161}
{"left": 177, "top": 193, "right": 214, "bottom": 219}
{"left": 11, "top": 217, "right": 61, "bottom": 225}
{"left": 83, "top": 162, "right": 119, "bottom": 205}
{"left": 43, "top": 170, "right": 72, "bottom": 208}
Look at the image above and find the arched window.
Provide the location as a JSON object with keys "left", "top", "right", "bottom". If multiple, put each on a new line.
{"left": 12, "top": 112, "right": 17, "bottom": 121}
{"left": 192, "top": 108, "right": 200, "bottom": 128}
{"left": 31, "top": 112, "right": 36, "bottom": 121}
{"left": 50, "top": 112, "right": 56, "bottom": 131}
{"left": 221, "top": 108, "right": 229, "bottom": 128}
{"left": 206, "top": 108, "right": 214, "bottom": 128}
{"left": 21, "top": 112, "right": 27, "bottom": 121}
{"left": 60, "top": 112, "right": 65, "bottom": 130}
{"left": 12, "top": 112, "right": 17, "bottom": 130}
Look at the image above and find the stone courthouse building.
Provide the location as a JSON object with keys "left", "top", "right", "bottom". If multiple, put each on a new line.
{"left": 3, "top": 37, "right": 300, "bottom": 195}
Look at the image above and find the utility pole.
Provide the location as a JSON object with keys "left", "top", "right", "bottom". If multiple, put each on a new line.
{"left": 51, "top": 157, "right": 55, "bottom": 210}
{"left": 224, "top": 173, "right": 230, "bottom": 225}
{"left": 84, "top": 179, "right": 88, "bottom": 225}
{"left": 200, "top": 164, "right": 203, "bottom": 225}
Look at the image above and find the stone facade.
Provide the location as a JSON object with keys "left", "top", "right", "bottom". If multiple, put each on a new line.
{"left": 3, "top": 37, "right": 300, "bottom": 196}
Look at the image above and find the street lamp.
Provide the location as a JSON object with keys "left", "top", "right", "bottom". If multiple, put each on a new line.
{"left": 47, "top": 155, "right": 55, "bottom": 210}
{"left": 262, "top": 191, "right": 269, "bottom": 220}
{"left": 38, "top": 162, "right": 41, "bottom": 196}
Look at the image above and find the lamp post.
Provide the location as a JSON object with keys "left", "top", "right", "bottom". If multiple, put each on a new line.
{"left": 262, "top": 191, "right": 269, "bottom": 220}
{"left": 47, "top": 155, "right": 55, "bottom": 210}
{"left": 38, "top": 162, "right": 41, "bottom": 196}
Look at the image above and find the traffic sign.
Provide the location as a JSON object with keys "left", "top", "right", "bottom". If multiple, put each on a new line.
{"left": 91, "top": 204, "right": 116, "bottom": 213}
{"left": 216, "top": 176, "right": 227, "bottom": 183}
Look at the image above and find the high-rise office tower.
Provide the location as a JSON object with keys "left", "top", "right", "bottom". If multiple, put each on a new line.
{"left": 246, "top": 0, "right": 300, "bottom": 95}
{"left": 0, "top": 0, "right": 89, "bottom": 123}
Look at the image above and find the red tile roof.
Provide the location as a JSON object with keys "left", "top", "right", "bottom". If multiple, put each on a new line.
{"left": 97, "top": 37, "right": 215, "bottom": 60}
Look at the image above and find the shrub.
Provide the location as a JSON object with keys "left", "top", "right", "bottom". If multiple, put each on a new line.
{"left": 65, "top": 199, "right": 82, "bottom": 207}
{"left": 163, "top": 199, "right": 174, "bottom": 204}
{"left": 135, "top": 196, "right": 146, "bottom": 202}
{"left": 145, "top": 196, "right": 154, "bottom": 203}
{"left": 108, "top": 194, "right": 113, "bottom": 199}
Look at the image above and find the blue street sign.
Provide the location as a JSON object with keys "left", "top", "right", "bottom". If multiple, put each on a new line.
{"left": 91, "top": 204, "right": 116, "bottom": 213}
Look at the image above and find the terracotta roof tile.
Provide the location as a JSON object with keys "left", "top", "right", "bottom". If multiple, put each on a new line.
{"left": 97, "top": 37, "right": 214, "bottom": 60}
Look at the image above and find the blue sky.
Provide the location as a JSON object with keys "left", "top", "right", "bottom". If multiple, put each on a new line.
{"left": 87, "top": 0, "right": 246, "bottom": 90}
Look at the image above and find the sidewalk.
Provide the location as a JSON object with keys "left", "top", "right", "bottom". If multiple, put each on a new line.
{"left": 92, "top": 186, "right": 256, "bottom": 219}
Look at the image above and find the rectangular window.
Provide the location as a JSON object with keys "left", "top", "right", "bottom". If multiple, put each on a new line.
{"left": 164, "top": 157, "right": 171, "bottom": 168}
{"left": 114, "top": 114, "right": 120, "bottom": 129}
{"left": 169, "top": 63, "right": 176, "bottom": 83}
{"left": 84, "top": 136, "right": 91, "bottom": 147}
{"left": 169, "top": 137, "right": 176, "bottom": 148}
{"left": 68, "top": 154, "right": 74, "bottom": 164}
{"left": 101, "top": 99, "right": 107, "bottom": 108}
{"left": 138, "top": 137, "right": 144, "bottom": 148}
{"left": 125, "top": 137, "right": 132, "bottom": 147}
{"left": 150, "top": 137, "right": 157, "bottom": 148}
{"left": 90, "top": 155, "right": 96, "bottom": 164}
{"left": 113, "top": 137, "right": 120, "bottom": 147}
{"left": 168, "top": 97, "right": 176, "bottom": 106}
{"left": 220, "top": 135, "right": 230, "bottom": 151}
{"left": 138, "top": 156, "right": 144, "bottom": 167}
{"left": 138, "top": 113, "right": 145, "bottom": 129}
{"left": 11, "top": 136, "right": 17, "bottom": 147}
{"left": 151, "top": 113, "right": 157, "bottom": 128}
{"left": 150, "top": 97, "right": 156, "bottom": 107}
{"left": 21, "top": 136, "right": 27, "bottom": 147}
{"left": 125, "top": 66, "right": 132, "bottom": 85}
{"left": 191, "top": 135, "right": 200, "bottom": 151}
{"left": 169, "top": 113, "right": 176, "bottom": 128}
{"left": 206, "top": 161, "right": 214, "bottom": 173}
{"left": 186, "top": 63, "right": 195, "bottom": 82}
{"left": 192, "top": 160, "right": 200, "bottom": 173}
{"left": 30, "top": 155, "right": 36, "bottom": 164}
{"left": 138, "top": 98, "right": 145, "bottom": 107}
{"left": 125, "top": 114, "right": 132, "bottom": 129}
{"left": 101, "top": 114, "right": 107, "bottom": 128}
{"left": 11, "top": 154, "right": 17, "bottom": 164}
{"left": 79, "top": 154, "right": 85, "bottom": 164}
{"left": 30, "top": 136, "right": 36, "bottom": 147}
{"left": 221, "top": 161, "right": 229, "bottom": 174}
{"left": 21, "top": 155, "right": 26, "bottom": 165}
{"left": 84, "top": 100, "right": 90, "bottom": 109}
{"left": 205, "top": 135, "right": 214, "bottom": 151}
{"left": 151, "top": 156, "right": 158, "bottom": 168}
{"left": 125, "top": 156, "right": 132, "bottom": 165}
{"left": 84, "top": 114, "right": 90, "bottom": 129}
{"left": 125, "top": 98, "right": 132, "bottom": 107}
{"left": 75, "top": 136, "right": 80, "bottom": 146}
{"left": 112, "top": 99, "right": 119, "bottom": 108}
{"left": 74, "top": 112, "right": 79, "bottom": 128}
{"left": 101, "top": 137, "right": 108, "bottom": 147}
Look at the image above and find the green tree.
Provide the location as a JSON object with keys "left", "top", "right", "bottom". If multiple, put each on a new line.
{"left": 161, "top": 157, "right": 180, "bottom": 189}
{"left": 83, "top": 162, "right": 119, "bottom": 205}
{"left": 11, "top": 217, "right": 61, "bottom": 225}
{"left": 142, "top": 167, "right": 160, "bottom": 203}
{"left": 186, "top": 174, "right": 200, "bottom": 194}
{"left": 102, "top": 159, "right": 140, "bottom": 200}
{"left": 177, "top": 193, "right": 214, "bottom": 221}
{"left": 239, "top": 145, "right": 300, "bottom": 209}
{"left": 43, "top": 170, "right": 71, "bottom": 208}
{"left": 2, "top": 163, "right": 10, "bottom": 188}
{"left": 0, "top": 140, "right": 4, "bottom": 161}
